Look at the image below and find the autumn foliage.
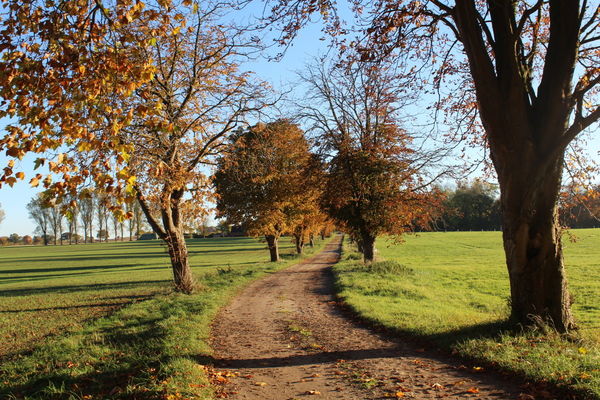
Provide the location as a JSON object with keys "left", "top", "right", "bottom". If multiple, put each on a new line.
{"left": 214, "top": 120, "right": 325, "bottom": 261}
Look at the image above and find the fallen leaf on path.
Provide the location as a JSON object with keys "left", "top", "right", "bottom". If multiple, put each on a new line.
{"left": 431, "top": 383, "right": 443, "bottom": 390}
{"left": 394, "top": 391, "right": 405, "bottom": 398}
{"left": 466, "top": 387, "right": 479, "bottom": 394}
{"left": 517, "top": 394, "right": 535, "bottom": 400}
{"left": 304, "top": 390, "right": 321, "bottom": 395}
{"left": 310, "top": 373, "right": 320, "bottom": 377}
{"left": 472, "top": 366, "right": 484, "bottom": 372}
{"left": 254, "top": 382, "right": 268, "bottom": 387}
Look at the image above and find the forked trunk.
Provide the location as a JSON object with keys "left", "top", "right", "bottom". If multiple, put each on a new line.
{"left": 361, "top": 233, "right": 375, "bottom": 263}
{"left": 165, "top": 228, "right": 195, "bottom": 293}
{"left": 498, "top": 154, "right": 575, "bottom": 331}
{"left": 265, "top": 234, "right": 280, "bottom": 262}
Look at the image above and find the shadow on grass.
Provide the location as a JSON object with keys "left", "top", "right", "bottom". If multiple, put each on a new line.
{"left": 0, "top": 296, "right": 199, "bottom": 399}
{"left": 0, "top": 280, "right": 169, "bottom": 297}
{"left": 1, "top": 295, "right": 156, "bottom": 314}
{"left": 0, "top": 263, "right": 143, "bottom": 275}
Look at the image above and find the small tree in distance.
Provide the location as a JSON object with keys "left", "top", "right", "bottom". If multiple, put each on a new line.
{"left": 214, "top": 120, "right": 322, "bottom": 261}
{"left": 301, "top": 60, "right": 442, "bottom": 262}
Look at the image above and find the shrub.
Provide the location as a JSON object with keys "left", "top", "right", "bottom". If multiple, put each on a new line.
{"left": 346, "top": 253, "right": 362, "bottom": 260}
{"left": 22, "top": 235, "right": 33, "bottom": 245}
{"left": 366, "top": 260, "right": 414, "bottom": 275}
{"left": 0, "top": 236, "right": 9, "bottom": 246}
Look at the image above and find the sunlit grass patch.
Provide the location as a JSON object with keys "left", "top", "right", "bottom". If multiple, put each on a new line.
{"left": 333, "top": 230, "right": 600, "bottom": 398}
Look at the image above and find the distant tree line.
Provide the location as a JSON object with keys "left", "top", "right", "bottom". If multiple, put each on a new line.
{"left": 436, "top": 180, "right": 502, "bottom": 232}
{"left": 560, "top": 186, "right": 600, "bottom": 229}
{"left": 25, "top": 190, "right": 146, "bottom": 245}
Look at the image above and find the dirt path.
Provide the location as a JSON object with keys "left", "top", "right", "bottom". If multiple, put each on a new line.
{"left": 211, "top": 237, "right": 527, "bottom": 399}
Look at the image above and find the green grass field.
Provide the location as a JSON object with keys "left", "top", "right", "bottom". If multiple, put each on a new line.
{"left": 333, "top": 229, "right": 600, "bottom": 398}
{"left": 0, "top": 236, "right": 327, "bottom": 399}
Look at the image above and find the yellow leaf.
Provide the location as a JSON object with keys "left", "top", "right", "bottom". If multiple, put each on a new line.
{"left": 578, "top": 347, "right": 588, "bottom": 354}
{"left": 30, "top": 177, "right": 39, "bottom": 187}
{"left": 15, "top": 171, "right": 25, "bottom": 180}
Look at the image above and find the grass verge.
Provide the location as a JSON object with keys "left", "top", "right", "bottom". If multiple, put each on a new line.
{"left": 0, "top": 236, "right": 332, "bottom": 399}
{"left": 333, "top": 231, "right": 600, "bottom": 399}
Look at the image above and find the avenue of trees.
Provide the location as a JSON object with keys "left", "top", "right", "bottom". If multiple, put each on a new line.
{"left": 1, "top": 0, "right": 599, "bottom": 332}
{"left": 267, "top": 0, "right": 600, "bottom": 332}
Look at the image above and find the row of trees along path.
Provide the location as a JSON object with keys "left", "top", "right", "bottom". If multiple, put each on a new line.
{"left": 1, "top": 0, "right": 599, "bottom": 341}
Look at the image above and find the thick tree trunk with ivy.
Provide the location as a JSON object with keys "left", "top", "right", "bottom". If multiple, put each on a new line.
{"left": 265, "top": 234, "right": 280, "bottom": 262}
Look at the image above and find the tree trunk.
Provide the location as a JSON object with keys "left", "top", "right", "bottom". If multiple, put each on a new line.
{"left": 265, "top": 234, "right": 280, "bottom": 262}
{"left": 309, "top": 233, "right": 315, "bottom": 247}
{"left": 294, "top": 234, "right": 304, "bottom": 254}
{"left": 165, "top": 227, "right": 195, "bottom": 293}
{"left": 361, "top": 233, "right": 375, "bottom": 263}
{"left": 498, "top": 153, "right": 575, "bottom": 331}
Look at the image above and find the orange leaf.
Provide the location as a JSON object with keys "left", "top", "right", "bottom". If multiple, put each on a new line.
{"left": 466, "top": 387, "right": 479, "bottom": 394}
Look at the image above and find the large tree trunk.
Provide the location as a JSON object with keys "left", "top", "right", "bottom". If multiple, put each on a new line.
{"left": 497, "top": 151, "right": 575, "bottom": 331}
{"left": 361, "top": 233, "right": 375, "bottom": 263}
{"left": 294, "top": 233, "right": 304, "bottom": 254}
{"left": 265, "top": 234, "right": 280, "bottom": 262}
{"left": 165, "top": 227, "right": 195, "bottom": 294}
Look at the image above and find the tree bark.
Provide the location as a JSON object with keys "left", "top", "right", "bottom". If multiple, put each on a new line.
{"left": 361, "top": 233, "right": 375, "bottom": 263}
{"left": 294, "top": 233, "right": 304, "bottom": 254}
{"left": 165, "top": 227, "right": 195, "bottom": 294}
{"left": 309, "top": 233, "right": 315, "bottom": 247}
{"left": 265, "top": 234, "right": 280, "bottom": 262}
{"left": 498, "top": 151, "right": 575, "bottom": 331}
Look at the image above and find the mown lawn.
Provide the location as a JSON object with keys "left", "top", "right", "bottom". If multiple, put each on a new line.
{"left": 0, "top": 236, "right": 328, "bottom": 399}
{"left": 333, "top": 229, "right": 600, "bottom": 398}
